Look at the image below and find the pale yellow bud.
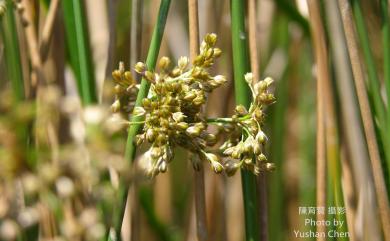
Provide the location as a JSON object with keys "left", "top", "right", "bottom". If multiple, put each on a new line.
{"left": 158, "top": 56, "right": 171, "bottom": 70}
{"left": 178, "top": 56, "right": 189, "bottom": 69}
{"left": 134, "top": 62, "right": 146, "bottom": 73}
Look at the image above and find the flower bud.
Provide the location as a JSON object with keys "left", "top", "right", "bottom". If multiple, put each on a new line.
{"left": 257, "top": 153, "right": 267, "bottom": 162}
{"left": 205, "top": 33, "right": 217, "bottom": 46}
{"left": 172, "top": 112, "right": 185, "bottom": 122}
{"left": 213, "top": 48, "right": 222, "bottom": 57}
{"left": 133, "top": 106, "right": 146, "bottom": 116}
{"left": 214, "top": 75, "right": 227, "bottom": 85}
{"left": 244, "top": 158, "right": 252, "bottom": 165}
{"left": 205, "top": 133, "right": 217, "bottom": 145}
{"left": 176, "top": 122, "right": 189, "bottom": 130}
{"left": 235, "top": 105, "right": 248, "bottom": 116}
{"left": 144, "top": 71, "right": 155, "bottom": 82}
{"left": 186, "top": 126, "right": 201, "bottom": 137}
{"left": 224, "top": 160, "right": 240, "bottom": 176}
{"left": 255, "top": 81, "right": 267, "bottom": 93}
{"left": 255, "top": 131, "right": 267, "bottom": 144}
{"left": 171, "top": 67, "right": 181, "bottom": 77}
{"left": 184, "top": 92, "right": 196, "bottom": 101}
{"left": 264, "top": 77, "right": 274, "bottom": 86}
{"left": 178, "top": 56, "right": 189, "bottom": 69}
{"left": 134, "top": 62, "right": 146, "bottom": 73}
{"left": 146, "top": 129, "right": 156, "bottom": 142}
{"left": 158, "top": 56, "right": 171, "bottom": 70}
{"left": 112, "top": 70, "right": 122, "bottom": 81}
{"left": 244, "top": 72, "right": 253, "bottom": 85}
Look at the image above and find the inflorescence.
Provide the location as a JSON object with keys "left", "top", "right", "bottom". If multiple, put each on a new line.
{"left": 112, "top": 33, "right": 276, "bottom": 177}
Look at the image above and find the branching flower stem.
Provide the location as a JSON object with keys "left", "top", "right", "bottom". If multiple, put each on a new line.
{"left": 112, "top": 0, "right": 171, "bottom": 240}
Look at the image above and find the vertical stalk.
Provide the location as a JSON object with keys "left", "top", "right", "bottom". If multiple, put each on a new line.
{"left": 0, "top": 0, "right": 25, "bottom": 101}
{"left": 248, "top": 1, "right": 268, "bottom": 240}
{"left": 308, "top": 1, "right": 348, "bottom": 240}
{"left": 352, "top": 0, "right": 390, "bottom": 180}
{"left": 188, "top": 0, "right": 208, "bottom": 240}
{"left": 248, "top": 0, "right": 259, "bottom": 82}
{"left": 129, "top": 1, "right": 143, "bottom": 241}
{"left": 337, "top": 0, "right": 390, "bottom": 240}
{"left": 113, "top": 1, "right": 171, "bottom": 239}
{"left": 307, "top": 2, "right": 327, "bottom": 241}
{"left": 381, "top": 0, "right": 390, "bottom": 116}
{"left": 62, "top": 0, "right": 97, "bottom": 105}
{"left": 230, "top": 1, "right": 259, "bottom": 241}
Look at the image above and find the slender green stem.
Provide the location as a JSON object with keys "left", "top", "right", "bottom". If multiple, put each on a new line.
{"left": 381, "top": 0, "right": 390, "bottom": 132}
{"left": 206, "top": 115, "right": 251, "bottom": 125}
{"left": 112, "top": 1, "right": 171, "bottom": 239}
{"left": 230, "top": 1, "right": 259, "bottom": 241}
{"left": 352, "top": 0, "right": 390, "bottom": 184}
{"left": 0, "top": 0, "right": 24, "bottom": 101}
{"left": 381, "top": 0, "right": 390, "bottom": 194}
{"left": 62, "top": 0, "right": 97, "bottom": 105}
{"left": 274, "top": 0, "right": 310, "bottom": 36}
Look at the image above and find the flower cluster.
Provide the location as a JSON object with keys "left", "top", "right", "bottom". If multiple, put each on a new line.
{"left": 221, "top": 74, "right": 276, "bottom": 176}
{"left": 111, "top": 62, "right": 139, "bottom": 116}
{"left": 130, "top": 33, "right": 225, "bottom": 177}
{"left": 112, "top": 33, "right": 276, "bottom": 178}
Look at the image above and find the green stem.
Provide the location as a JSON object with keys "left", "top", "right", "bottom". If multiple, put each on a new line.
{"left": 0, "top": 0, "right": 24, "bottom": 101}
{"left": 62, "top": 0, "right": 97, "bottom": 105}
{"left": 230, "top": 1, "right": 260, "bottom": 241}
{"left": 274, "top": 0, "right": 310, "bottom": 36}
{"left": 381, "top": 0, "right": 390, "bottom": 193}
{"left": 352, "top": 0, "right": 390, "bottom": 185}
{"left": 381, "top": 0, "right": 390, "bottom": 133}
{"left": 113, "top": 0, "right": 171, "bottom": 239}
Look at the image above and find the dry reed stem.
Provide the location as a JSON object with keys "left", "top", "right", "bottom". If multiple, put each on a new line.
{"left": 337, "top": 0, "right": 390, "bottom": 240}
{"left": 340, "top": 146, "right": 357, "bottom": 241}
{"left": 39, "top": 0, "right": 60, "bottom": 62}
{"left": 307, "top": 1, "right": 327, "bottom": 241}
{"left": 21, "top": 0, "right": 44, "bottom": 89}
{"left": 310, "top": 3, "right": 345, "bottom": 241}
{"left": 188, "top": 0, "right": 208, "bottom": 240}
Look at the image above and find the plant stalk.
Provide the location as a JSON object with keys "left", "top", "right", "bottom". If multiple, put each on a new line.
{"left": 0, "top": 0, "right": 25, "bottom": 101}
{"left": 337, "top": 0, "right": 390, "bottom": 239}
{"left": 113, "top": 1, "right": 172, "bottom": 239}
{"left": 188, "top": 0, "right": 209, "bottom": 240}
{"left": 230, "top": 1, "right": 259, "bottom": 241}
{"left": 307, "top": 2, "right": 327, "bottom": 241}
{"left": 62, "top": 0, "right": 97, "bottom": 105}
{"left": 352, "top": 0, "right": 390, "bottom": 181}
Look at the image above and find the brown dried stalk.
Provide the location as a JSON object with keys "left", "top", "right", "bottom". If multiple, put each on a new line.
{"left": 337, "top": 0, "right": 390, "bottom": 240}
{"left": 307, "top": 1, "right": 327, "bottom": 241}
{"left": 188, "top": 0, "right": 208, "bottom": 240}
{"left": 39, "top": 0, "right": 60, "bottom": 62}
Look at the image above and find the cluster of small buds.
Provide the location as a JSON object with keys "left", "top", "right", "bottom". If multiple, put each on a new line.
{"left": 112, "top": 33, "right": 276, "bottom": 178}
{"left": 221, "top": 74, "right": 276, "bottom": 176}
{"left": 111, "top": 62, "right": 139, "bottom": 117}
{"left": 117, "top": 33, "right": 225, "bottom": 177}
